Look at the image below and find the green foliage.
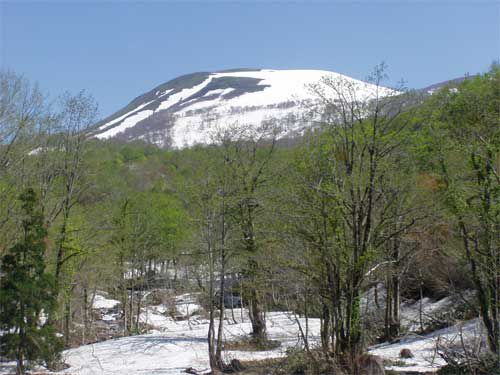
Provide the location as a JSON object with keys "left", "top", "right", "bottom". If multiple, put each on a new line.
{"left": 426, "top": 67, "right": 500, "bottom": 353}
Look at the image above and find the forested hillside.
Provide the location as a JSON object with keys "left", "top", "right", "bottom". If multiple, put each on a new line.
{"left": 0, "top": 65, "right": 498, "bottom": 375}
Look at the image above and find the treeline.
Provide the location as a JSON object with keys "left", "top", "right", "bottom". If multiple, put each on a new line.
{"left": 0, "top": 65, "right": 498, "bottom": 374}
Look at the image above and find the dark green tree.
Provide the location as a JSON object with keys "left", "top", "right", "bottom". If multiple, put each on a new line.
{"left": 0, "top": 188, "right": 62, "bottom": 375}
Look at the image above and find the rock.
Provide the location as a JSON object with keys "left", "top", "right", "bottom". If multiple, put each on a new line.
{"left": 229, "top": 359, "right": 245, "bottom": 371}
{"left": 184, "top": 367, "right": 198, "bottom": 374}
{"left": 356, "top": 353, "right": 385, "bottom": 375}
{"left": 400, "top": 348, "right": 414, "bottom": 358}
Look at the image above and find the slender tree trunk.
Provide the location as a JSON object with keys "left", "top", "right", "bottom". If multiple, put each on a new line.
{"left": 16, "top": 326, "right": 25, "bottom": 375}
{"left": 83, "top": 288, "right": 88, "bottom": 345}
{"left": 392, "top": 274, "right": 401, "bottom": 337}
{"left": 385, "top": 276, "right": 392, "bottom": 339}
{"left": 205, "top": 205, "right": 219, "bottom": 372}
{"left": 64, "top": 298, "right": 71, "bottom": 346}
{"left": 128, "top": 289, "right": 133, "bottom": 334}
{"left": 321, "top": 301, "right": 330, "bottom": 355}
{"left": 215, "top": 195, "right": 227, "bottom": 368}
{"left": 216, "top": 260, "right": 225, "bottom": 367}
{"left": 16, "top": 351, "right": 24, "bottom": 375}
{"left": 419, "top": 276, "right": 424, "bottom": 333}
{"left": 135, "top": 291, "right": 142, "bottom": 333}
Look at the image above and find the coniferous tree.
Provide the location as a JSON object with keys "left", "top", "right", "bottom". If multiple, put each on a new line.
{"left": 0, "top": 188, "right": 62, "bottom": 375}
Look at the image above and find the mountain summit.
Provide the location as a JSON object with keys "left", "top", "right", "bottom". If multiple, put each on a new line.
{"left": 90, "top": 69, "right": 395, "bottom": 148}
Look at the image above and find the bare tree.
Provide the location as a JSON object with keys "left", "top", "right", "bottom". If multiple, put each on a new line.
{"left": 39, "top": 91, "right": 98, "bottom": 334}
{"left": 293, "top": 63, "right": 419, "bottom": 361}
{"left": 214, "top": 122, "right": 280, "bottom": 343}
{"left": 0, "top": 70, "right": 48, "bottom": 249}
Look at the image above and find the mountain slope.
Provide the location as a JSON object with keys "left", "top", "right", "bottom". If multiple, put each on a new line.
{"left": 420, "top": 75, "right": 477, "bottom": 94}
{"left": 90, "top": 69, "right": 397, "bottom": 148}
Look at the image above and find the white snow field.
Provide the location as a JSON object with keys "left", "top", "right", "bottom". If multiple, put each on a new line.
{"left": 0, "top": 294, "right": 484, "bottom": 374}
{"left": 94, "top": 69, "right": 399, "bottom": 148}
{"left": 0, "top": 293, "right": 320, "bottom": 375}
{"left": 58, "top": 310, "right": 319, "bottom": 375}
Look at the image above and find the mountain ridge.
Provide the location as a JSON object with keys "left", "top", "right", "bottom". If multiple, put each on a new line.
{"left": 90, "top": 68, "right": 443, "bottom": 148}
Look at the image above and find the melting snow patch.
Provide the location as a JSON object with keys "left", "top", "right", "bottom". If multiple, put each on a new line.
{"left": 370, "top": 319, "right": 484, "bottom": 373}
{"left": 96, "top": 110, "right": 154, "bottom": 139}
{"left": 37, "top": 311, "right": 319, "bottom": 375}
{"left": 93, "top": 294, "right": 121, "bottom": 309}
{"left": 98, "top": 100, "right": 155, "bottom": 130}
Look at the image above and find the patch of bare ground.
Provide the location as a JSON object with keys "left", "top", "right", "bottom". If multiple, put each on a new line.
{"left": 223, "top": 338, "right": 281, "bottom": 351}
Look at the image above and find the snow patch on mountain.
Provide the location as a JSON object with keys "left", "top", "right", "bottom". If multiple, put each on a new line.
{"left": 156, "top": 76, "right": 215, "bottom": 112}
{"left": 98, "top": 100, "right": 155, "bottom": 131}
{"left": 98, "top": 110, "right": 154, "bottom": 139}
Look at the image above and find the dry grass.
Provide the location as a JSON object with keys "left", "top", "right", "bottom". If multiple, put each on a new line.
{"left": 238, "top": 358, "right": 284, "bottom": 374}
{"left": 223, "top": 338, "right": 281, "bottom": 352}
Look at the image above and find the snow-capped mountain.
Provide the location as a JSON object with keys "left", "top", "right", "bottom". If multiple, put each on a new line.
{"left": 90, "top": 69, "right": 397, "bottom": 148}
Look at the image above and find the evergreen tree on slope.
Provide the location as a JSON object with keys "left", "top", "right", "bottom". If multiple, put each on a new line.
{"left": 0, "top": 188, "right": 62, "bottom": 375}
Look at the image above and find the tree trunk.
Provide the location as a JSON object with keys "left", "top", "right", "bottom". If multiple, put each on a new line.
{"left": 83, "top": 288, "right": 88, "bottom": 345}
{"left": 321, "top": 302, "right": 330, "bottom": 355}
{"left": 249, "top": 287, "right": 266, "bottom": 341}
{"left": 392, "top": 274, "right": 401, "bottom": 338}
{"left": 135, "top": 291, "right": 142, "bottom": 333}
{"left": 215, "top": 264, "right": 225, "bottom": 367}
{"left": 16, "top": 336, "right": 25, "bottom": 375}
{"left": 64, "top": 298, "right": 71, "bottom": 346}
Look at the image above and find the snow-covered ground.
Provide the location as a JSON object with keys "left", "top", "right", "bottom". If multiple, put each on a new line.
{"left": 57, "top": 310, "right": 319, "bottom": 375}
{"left": 370, "top": 319, "right": 484, "bottom": 373}
{"left": 0, "top": 293, "right": 484, "bottom": 374}
{"left": 0, "top": 294, "right": 320, "bottom": 375}
{"left": 400, "top": 296, "right": 455, "bottom": 332}
{"left": 93, "top": 294, "right": 121, "bottom": 309}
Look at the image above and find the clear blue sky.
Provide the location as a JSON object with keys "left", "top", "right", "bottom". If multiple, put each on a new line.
{"left": 1, "top": 1, "right": 499, "bottom": 118}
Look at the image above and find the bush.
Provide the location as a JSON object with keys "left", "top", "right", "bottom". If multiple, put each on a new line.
{"left": 437, "top": 352, "right": 500, "bottom": 375}
{"left": 276, "top": 348, "right": 342, "bottom": 375}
